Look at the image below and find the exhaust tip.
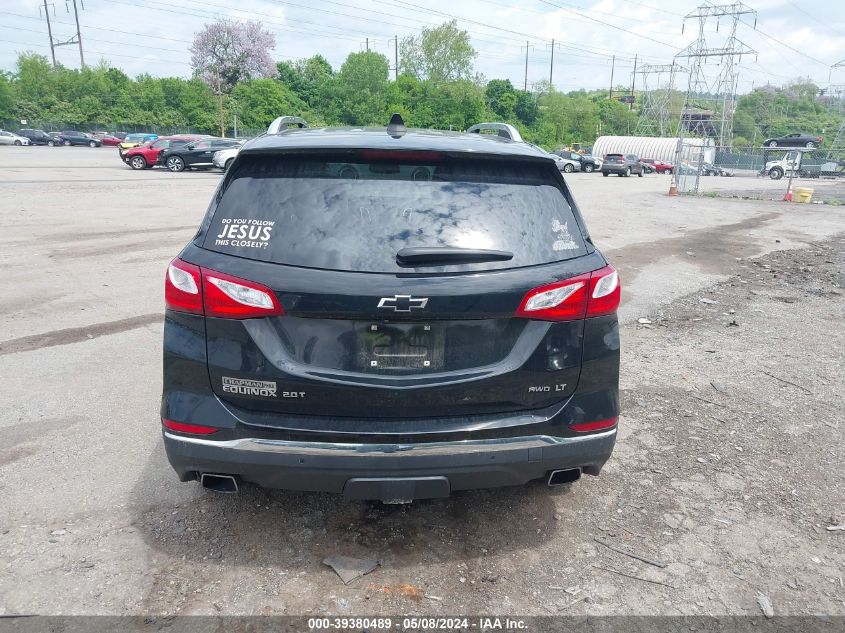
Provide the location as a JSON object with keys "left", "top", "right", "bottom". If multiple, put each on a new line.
{"left": 200, "top": 473, "right": 239, "bottom": 493}
{"left": 547, "top": 468, "right": 582, "bottom": 486}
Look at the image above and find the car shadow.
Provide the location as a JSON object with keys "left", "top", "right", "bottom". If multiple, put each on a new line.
{"left": 130, "top": 442, "right": 565, "bottom": 570}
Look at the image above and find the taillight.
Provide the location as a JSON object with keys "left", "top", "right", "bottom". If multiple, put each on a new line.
{"left": 162, "top": 418, "right": 218, "bottom": 435}
{"left": 515, "top": 264, "right": 620, "bottom": 321}
{"left": 165, "top": 258, "right": 202, "bottom": 314}
{"left": 164, "top": 257, "right": 283, "bottom": 319}
{"left": 570, "top": 417, "right": 618, "bottom": 432}
{"left": 586, "top": 265, "right": 620, "bottom": 317}
{"left": 203, "top": 269, "right": 283, "bottom": 319}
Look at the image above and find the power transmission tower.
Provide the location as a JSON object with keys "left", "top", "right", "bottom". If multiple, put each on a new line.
{"left": 39, "top": 0, "right": 57, "bottom": 67}
{"left": 674, "top": 1, "right": 757, "bottom": 148}
{"left": 44, "top": 0, "right": 85, "bottom": 67}
{"left": 634, "top": 62, "right": 686, "bottom": 137}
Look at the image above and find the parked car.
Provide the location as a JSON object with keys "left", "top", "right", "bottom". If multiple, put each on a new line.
{"left": 0, "top": 130, "right": 32, "bottom": 146}
{"left": 640, "top": 158, "right": 674, "bottom": 174}
{"left": 556, "top": 150, "right": 602, "bottom": 173}
{"left": 763, "top": 133, "right": 823, "bottom": 149}
{"left": 59, "top": 130, "right": 101, "bottom": 147}
{"left": 551, "top": 153, "right": 581, "bottom": 173}
{"left": 118, "top": 133, "right": 159, "bottom": 151}
{"left": 160, "top": 115, "right": 621, "bottom": 501}
{"left": 212, "top": 145, "right": 243, "bottom": 171}
{"left": 16, "top": 129, "right": 55, "bottom": 145}
{"left": 601, "top": 153, "right": 645, "bottom": 177}
{"left": 121, "top": 135, "right": 209, "bottom": 170}
{"left": 699, "top": 162, "right": 733, "bottom": 177}
{"left": 94, "top": 132, "right": 123, "bottom": 146}
{"left": 159, "top": 138, "right": 242, "bottom": 172}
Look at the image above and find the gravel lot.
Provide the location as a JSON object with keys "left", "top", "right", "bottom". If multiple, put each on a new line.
{"left": 0, "top": 146, "right": 842, "bottom": 617}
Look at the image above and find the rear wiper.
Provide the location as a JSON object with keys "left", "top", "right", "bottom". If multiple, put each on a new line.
{"left": 396, "top": 246, "right": 514, "bottom": 266}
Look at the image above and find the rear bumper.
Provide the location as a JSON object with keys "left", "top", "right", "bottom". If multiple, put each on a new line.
{"left": 163, "top": 429, "right": 616, "bottom": 501}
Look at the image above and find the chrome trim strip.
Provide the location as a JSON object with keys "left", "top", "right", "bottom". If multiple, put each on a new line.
{"left": 164, "top": 429, "right": 616, "bottom": 457}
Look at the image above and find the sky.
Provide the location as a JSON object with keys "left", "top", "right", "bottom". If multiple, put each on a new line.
{"left": 1, "top": 0, "right": 845, "bottom": 95}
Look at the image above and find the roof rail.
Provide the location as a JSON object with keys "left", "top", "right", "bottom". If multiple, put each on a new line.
{"left": 466, "top": 122, "right": 522, "bottom": 142}
{"left": 267, "top": 116, "right": 308, "bottom": 135}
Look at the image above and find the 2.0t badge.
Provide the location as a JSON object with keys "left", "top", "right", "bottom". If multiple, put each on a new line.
{"left": 377, "top": 295, "right": 428, "bottom": 312}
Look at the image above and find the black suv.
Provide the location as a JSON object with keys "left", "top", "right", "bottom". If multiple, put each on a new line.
{"left": 59, "top": 130, "right": 101, "bottom": 147}
{"left": 601, "top": 153, "right": 644, "bottom": 177}
{"left": 17, "top": 128, "right": 56, "bottom": 146}
{"left": 162, "top": 116, "right": 621, "bottom": 502}
{"left": 159, "top": 138, "right": 241, "bottom": 172}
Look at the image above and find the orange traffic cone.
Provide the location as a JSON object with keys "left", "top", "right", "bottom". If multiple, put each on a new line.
{"left": 783, "top": 189, "right": 792, "bottom": 202}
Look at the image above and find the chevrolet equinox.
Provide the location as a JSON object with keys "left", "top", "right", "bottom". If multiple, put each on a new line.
{"left": 161, "top": 115, "right": 620, "bottom": 502}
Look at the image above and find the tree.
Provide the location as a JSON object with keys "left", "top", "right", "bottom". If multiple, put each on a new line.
{"left": 190, "top": 19, "right": 276, "bottom": 135}
{"left": 327, "top": 51, "right": 390, "bottom": 125}
{"left": 231, "top": 79, "right": 305, "bottom": 130}
{"left": 277, "top": 54, "right": 333, "bottom": 109}
{"left": 400, "top": 20, "right": 477, "bottom": 83}
{"left": 485, "top": 79, "right": 517, "bottom": 120}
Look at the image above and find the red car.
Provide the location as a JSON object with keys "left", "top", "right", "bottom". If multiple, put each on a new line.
{"left": 121, "top": 135, "right": 207, "bottom": 170}
{"left": 94, "top": 132, "right": 123, "bottom": 146}
{"left": 640, "top": 158, "right": 674, "bottom": 174}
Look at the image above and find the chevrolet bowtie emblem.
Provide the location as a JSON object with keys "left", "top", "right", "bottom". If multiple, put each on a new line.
{"left": 377, "top": 295, "right": 429, "bottom": 312}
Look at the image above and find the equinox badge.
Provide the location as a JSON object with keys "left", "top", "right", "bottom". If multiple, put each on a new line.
{"left": 377, "top": 295, "right": 429, "bottom": 312}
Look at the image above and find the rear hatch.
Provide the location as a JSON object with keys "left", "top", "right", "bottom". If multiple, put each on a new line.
{"left": 190, "top": 151, "right": 601, "bottom": 420}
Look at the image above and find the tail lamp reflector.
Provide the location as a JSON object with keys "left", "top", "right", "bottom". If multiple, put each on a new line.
{"left": 165, "top": 257, "right": 283, "bottom": 319}
{"left": 162, "top": 418, "right": 218, "bottom": 435}
{"left": 570, "top": 417, "right": 618, "bottom": 432}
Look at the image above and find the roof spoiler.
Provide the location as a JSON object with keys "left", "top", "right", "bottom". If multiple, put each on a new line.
{"left": 266, "top": 116, "right": 308, "bottom": 135}
{"left": 466, "top": 122, "right": 522, "bottom": 142}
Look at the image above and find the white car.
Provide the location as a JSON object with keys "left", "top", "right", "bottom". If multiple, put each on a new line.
{"left": 212, "top": 145, "right": 242, "bottom": 171}
{"left": 0, "top": 130, "right": 31, "bottom": 146}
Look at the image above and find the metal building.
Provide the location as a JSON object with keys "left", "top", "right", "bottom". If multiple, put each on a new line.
{"left": 592, "top": 136, "right": 715, "bottom": 164}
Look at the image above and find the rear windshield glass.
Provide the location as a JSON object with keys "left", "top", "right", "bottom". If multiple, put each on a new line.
{"left": 202, "top": 154, "right": 586, "bottom": 272}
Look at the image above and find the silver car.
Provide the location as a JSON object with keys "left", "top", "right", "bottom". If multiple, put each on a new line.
{"left": 212, "top": 145, "right": 242, "bottom": 171}
{"left": 0, "top": 130, "right": 31, "bottom": 146}
{"left": 552, "top": 153, "right": 581, "bottom": 173}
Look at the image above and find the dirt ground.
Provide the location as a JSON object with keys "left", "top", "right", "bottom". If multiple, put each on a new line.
{"left": 0, "top": 148, "right": 843, "bottom": 618}
{"left": 126, "top": 237, "right": 845, "bottom": 618}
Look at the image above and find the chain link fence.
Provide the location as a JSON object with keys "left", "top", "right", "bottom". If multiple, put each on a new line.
{"left": 673, "top": 143, "right": 845, "bottom": 194}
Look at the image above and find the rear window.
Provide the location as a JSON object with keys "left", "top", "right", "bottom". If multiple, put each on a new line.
{"left": 202, "top": 154, "right": 587, "bottom": 272}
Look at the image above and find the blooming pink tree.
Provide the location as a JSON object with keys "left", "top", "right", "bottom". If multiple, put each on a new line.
{"left": 190, "top": 19, "right": 276, "bottom": 135}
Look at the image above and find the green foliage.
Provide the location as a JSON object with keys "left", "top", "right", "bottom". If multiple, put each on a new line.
{"left": 734, "top": 80, "right": 842, "bottom": 147}
{"left": 231, "top": 79, "right": 305, "bottom": 130}
{"left": 4, "top": 24, "right": 842, "bottom": 150}
{"left": 400, "top": 20, "right": 477, "bottom": 84}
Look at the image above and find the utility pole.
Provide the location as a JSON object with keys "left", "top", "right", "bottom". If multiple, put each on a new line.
{"left": 629, "top": 54, "right": 637, "bottom": 110}
{"left": 366, "top": 37, "right": 369, "bottom": 51}
{"left": 609, "top": 55, "right": 615, "bottom": 99}
{"left": 393, "top": 35, "right": 399, "bottom": 79}
{"left": 547, "top": 39, "right": 561, "bottom": 88}
{"left": 521, "top": 41, "right": 533, "bottom": 91}
{"left": 70, "top": 0, "right": 84, "bottom": 67}
{"left": 40, "top": 0, "right": 57, "bottom": 67}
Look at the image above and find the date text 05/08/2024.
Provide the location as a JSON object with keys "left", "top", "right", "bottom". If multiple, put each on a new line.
{"left": 307, "top": 616, "right": 529, "bottom": 631}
